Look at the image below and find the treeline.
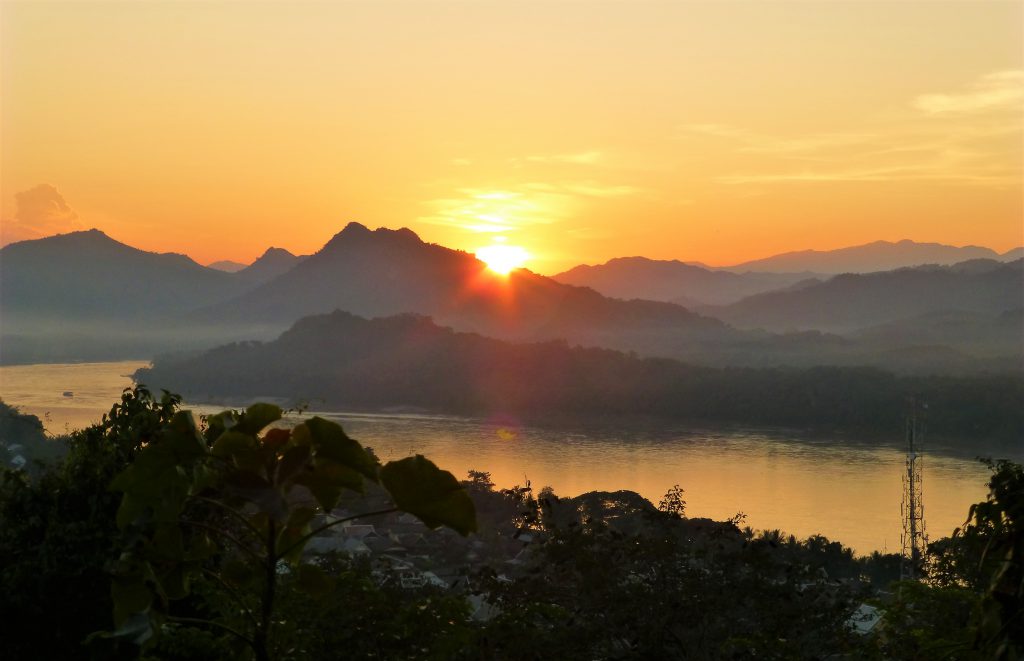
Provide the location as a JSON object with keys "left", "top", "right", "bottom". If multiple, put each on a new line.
{"left": 1, "top": 389, "right": 1019, "bottom": 660}
{"left": 140, "top": 311, "right": 1024, "bottom": 440}
{"left": 0, "top": 401, "right": 64, "bottom": 468}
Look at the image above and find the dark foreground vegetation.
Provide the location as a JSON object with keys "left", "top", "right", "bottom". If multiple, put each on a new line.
{"left": 1, "top": 389, "right": 1020, "bottom": 660}
{"left": 141, "top": 311, "right": 1024, "bottom": 441}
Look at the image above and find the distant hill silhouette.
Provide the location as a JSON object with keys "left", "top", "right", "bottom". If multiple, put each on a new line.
{"left": 2, "top": 225, "right": 1019, "bottom": 373}
{"left": 198, "top": 223, "right": 738, "bottom": 356}
{"left": 704, "top": 259, "right": 1024, "bottom": 333}
{"left": 207, "top": 260, "right": 248, "bottom": 273}
{"left": 851, "top": 308, "right": 1024, "bottom": 362}
{"left": 138, "top": 310, "right": 1023, "bottom": 440}
{"left": 0, "top": 229, "right": 248, "bottom": 323}
{"left": 234, "top": 247, "right": 306, "bottom": 285}
{"left": 553, "top": 256, "right": 817, "bottom": 305}
{"left": 207, "top": 248, "right": 306, "bottom": 281}
{"left": 0, "top": 230, "right": 262, "bottom": 363}
{"left": 721, "top": 239, "right": 1008, "bottom": 274}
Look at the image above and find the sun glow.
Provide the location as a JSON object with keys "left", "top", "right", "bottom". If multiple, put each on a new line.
{"left": 476, "top": 244, "right": 529, "bottom": 275}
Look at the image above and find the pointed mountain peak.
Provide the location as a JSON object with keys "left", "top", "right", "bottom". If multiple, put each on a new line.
{"left": 59, "top": 228, "right": 114, "bottom": 243}
{"left": 236, "top": 245, "right": 306, "bottom": 282}
{"left": 207, "top": 260, "right": 248, "bottom": 273}
{"left": 320, "top": 222, "right": 424, "bottom": 254}
{"left": 2, "top": 227, "right": 125, "bottom": 253}
{"left": 259, "top": 246, "right": 296, "bottom": 259}
{"left": 337, "top": 221, "right": 372, "bottom": 237}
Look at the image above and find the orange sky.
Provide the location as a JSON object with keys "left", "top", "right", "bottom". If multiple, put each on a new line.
{"left": 2, "top": 1, "right": 1021, "bottom": 273}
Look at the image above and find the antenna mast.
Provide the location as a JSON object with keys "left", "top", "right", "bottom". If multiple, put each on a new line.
{"left": 900, "top": 398, "right": 926, "bottom": 580}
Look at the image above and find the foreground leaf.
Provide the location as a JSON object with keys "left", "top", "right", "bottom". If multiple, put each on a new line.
{"left": 380, "top": 455, "right": 477, "bottom": 535}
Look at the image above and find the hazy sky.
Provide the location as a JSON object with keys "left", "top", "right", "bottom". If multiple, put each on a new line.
{"left": 2, "top": 1, "right": 1021, "bottom": 273}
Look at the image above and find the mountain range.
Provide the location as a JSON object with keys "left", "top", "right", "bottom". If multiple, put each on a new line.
{"left": 554, "top": 240, "right": 1024, "bottom": 306}
{"left": 137, "top": 310, "right": 1023, "bottom": 440}
{"left": 195, "top": 223, "right": 730, "bottom": 349}
{"left": 0, "top": 229, "right": 246, "bottom": 324}
{"left": 207, "top": 260, "right": 248, "bottom": 273}
{"left": 704, "top": 259, "right": 1024, "bottom": 333}
{"left": 1, "top": 226, "right": 1020, "bottom": 373}
{"left": 721, "top": 239, "right": 1021, "bottom": 274}
{"left": 554, "top": 257, "right": 817, "bottom": 306}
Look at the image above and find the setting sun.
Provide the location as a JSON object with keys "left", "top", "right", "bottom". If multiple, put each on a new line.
{"left": 476, "top": 244, "right": 529, "bottom": 275}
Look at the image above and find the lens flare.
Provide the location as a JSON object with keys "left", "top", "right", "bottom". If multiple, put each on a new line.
{"left": 476, "top": 244, "right": 529, "bottom": 275}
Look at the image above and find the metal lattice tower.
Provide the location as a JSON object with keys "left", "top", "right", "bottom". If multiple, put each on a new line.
{"left": 900, "top": 398, "right": 926, "bottom": 581}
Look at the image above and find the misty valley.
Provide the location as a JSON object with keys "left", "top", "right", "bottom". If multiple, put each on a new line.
{"left": 4, "top": 2, "right": 1023, "bottom": 658}
{"left": 1, "top": 225, "right": 1022, "bottom": 659}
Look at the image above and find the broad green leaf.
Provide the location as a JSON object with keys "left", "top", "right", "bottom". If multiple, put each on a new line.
{"left": 105, "top": 611, "right": 154, "bottom": 647}
{"left": 184, "top": 533, "right": 218, "bottom": 561}
{"left": 262, "top": 427, "right": 292, "bottom": 453}
{"left": 147, "top": 525, "right": 185, "bottom": 563}
{"left": 167, "top": 410, "right": 199, "bottom": 436}
{"left": 205, "top": 410, "right": 239, "bottom": 440}
{"left": 286, "top": 505, "right": 316, "bottom": 531}
{"left": 212, "top": 430, "right": 258, "bottom": 458}
{"left": 302, "top": 417, "right": 379, "bottom": 481}
{"left": 190, "top": 463, "right": 221, "bottom": 494}
{"left": 235, "top": 403, "right": 282, "bottom": 436}
{"left": 158, "top": 565, "right": 190, "bottom": 601}
{"left": 276, "top": 445, "right": 312, "bottom": 486}
{"left": 277, "top": 506, "right": 316, "bottom": 564}
{"left": 222, "top": 558, "right": 255, "bottom": 587}
{"left": 155, "top": 560, "right": 190, "bottom": 601}
{"left": 224, "top": 472, "right": 287, "bottom": 520}
{"left": 116, "top": 493, "right": 147, "bottom": 529}
{"left": 380, "top": 455, "right": 477, "bottom": 535}
{"left": 292, "top": 475, "right": 342, "bottom": 512}
{"left": 163, "top": 411, "right": 206, "bottom": 462}
{"left": 109, "top": 465, "right": 137, "bottom": 494}
{"left": 212, "top": 431, "right": 263, "bottom": 472}
{"left": 296, "top": 563, "right": 335, "bottom": 598}
{"left": 112, "top": 577, "right": 154, "bottom": 627}
{"left": 291, "top": 422, "right": 311, "bottom": 447}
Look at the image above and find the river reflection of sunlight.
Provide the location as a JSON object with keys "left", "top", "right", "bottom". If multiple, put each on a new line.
{"left": 0, "top": 361, "right": 150, "bottom": 434}
{"left": 0, "top": 362, "right": 1010, "bottom": 556}
{"left": 321, "top": 412, "right": 1001, "bottom": 555}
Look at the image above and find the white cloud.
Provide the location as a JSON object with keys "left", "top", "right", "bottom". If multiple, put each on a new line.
{"left": 2, "top": 184, "right": 80, "bottom": 244}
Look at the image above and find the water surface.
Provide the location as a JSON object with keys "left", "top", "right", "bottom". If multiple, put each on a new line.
{"left": 1, "top": 361, "right": 1013, "bottom": 555}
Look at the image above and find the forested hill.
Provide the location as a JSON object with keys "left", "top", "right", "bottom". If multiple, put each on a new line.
{"left": 706, "top": 259, "right": 1024, "bottom": 332}
{"left": 723, "top": 239, "right": 1016, "bottom": 273}
{"left": 139, "top": 311, "right": 1023, "bottom": 440}
{"left": 0, "top": 229, "right": 245, "bottom": 323}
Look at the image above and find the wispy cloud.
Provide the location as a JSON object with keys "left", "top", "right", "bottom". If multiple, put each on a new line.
{"left": 737, "top": 133, "right": 879, "bottom": 155}
{"left": 680, "top": 124, "right": 744, "bottom": 138}
{"left": 676, "top": 74, "right": 1022, "bottom": 190}
{"left": 420, "top": 188, "right": 564, "bottom": 234}
{"left": 420, "top": 179, "right": 642, "bottom": 234}
{"left": 523, "top": 150, "right": 604, "bottom": 165}
{"left": 522, "top": 181, "right": 642, "bottom": 198}
{"left": 717, "top": 166, "right": 1017, "bottom": 186}
{"left": 717, "top": 142, "right": 1018, "bottom": 186}
{"left": 915, "top": 70, "right": 1024, "bottom": 114}
{"left": 676, "top": 124, "right": 878, "bottom": 160}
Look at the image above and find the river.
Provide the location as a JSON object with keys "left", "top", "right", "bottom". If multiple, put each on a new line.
{"left": 1, "top": 360, "right": 1015, "bottom": 555}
